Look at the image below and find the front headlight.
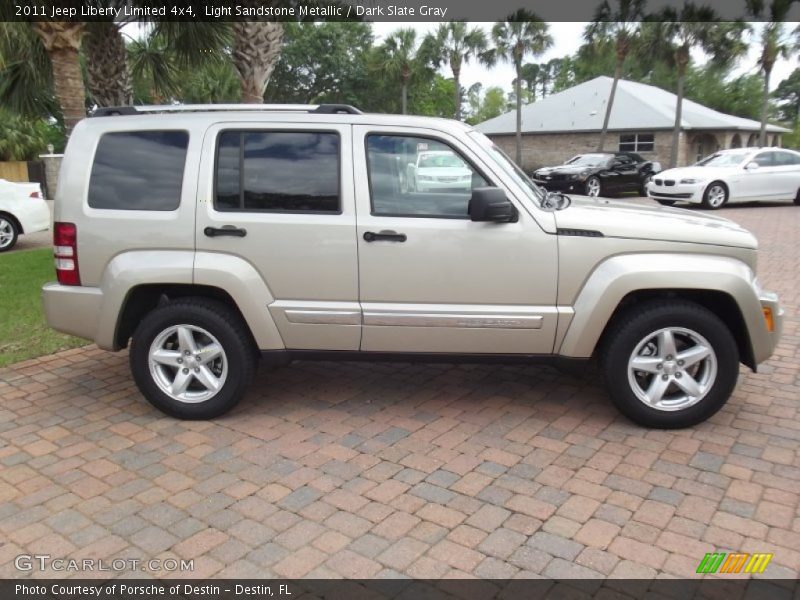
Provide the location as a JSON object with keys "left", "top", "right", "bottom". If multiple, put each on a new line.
{"left": 679, "top": 178, "right": 703, "bottom": 184}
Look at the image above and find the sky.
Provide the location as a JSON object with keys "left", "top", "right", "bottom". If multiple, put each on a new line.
{"left": 371, "top": 21, "right": 798, "bottom": 96}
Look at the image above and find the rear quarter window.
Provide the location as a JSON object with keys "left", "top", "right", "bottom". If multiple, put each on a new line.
{"left": 88, "top": 131, "right": 189, "bottom": 210}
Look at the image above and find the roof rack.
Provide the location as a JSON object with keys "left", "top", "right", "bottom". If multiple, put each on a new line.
{"left": 90, "top": 104, "right": 363, "bottom": 117}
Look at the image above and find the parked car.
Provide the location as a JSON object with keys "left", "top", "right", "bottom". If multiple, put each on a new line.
{"left": 43, "top": 104, "right": 783, "bottom": 428}
{"left": 407, "top": 150, "right": 473, "bottom": 192}
{"left": 0, "top": 179, "right": 49, "bottom": 251}
{"left": 532, "top": 152, "right": 661, "bottom": 197}
{"left": 648, "top": 147, "right": 800, "bottom": 209}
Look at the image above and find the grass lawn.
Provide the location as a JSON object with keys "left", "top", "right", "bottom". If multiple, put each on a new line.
{"left": 0, "top": 248, "right": 85, "bottom": 367}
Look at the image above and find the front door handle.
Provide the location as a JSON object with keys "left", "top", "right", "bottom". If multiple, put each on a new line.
{"left": 363, "top": 230, "right": 407, "bottom": 243}
{"left": 204, "top": 225, "right": 247, "bottom": 238}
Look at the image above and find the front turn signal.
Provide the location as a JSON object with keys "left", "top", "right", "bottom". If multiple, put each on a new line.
{"left": 763, "top": 307, "right": 774, "bottom": 332}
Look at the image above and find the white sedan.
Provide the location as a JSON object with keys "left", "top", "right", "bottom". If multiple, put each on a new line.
{"left": 0, "top": 179, "right": 50, "bottom": 251}
{"left": 407, "top": 150, "right": 473, "bottom": 192}
{"left": 647, "top": 147, "right": 800, "bottom": 209}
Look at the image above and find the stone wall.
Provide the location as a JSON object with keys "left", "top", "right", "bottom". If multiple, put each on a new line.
{"left": 39, "top": 154, "right": 63, "bottom": 200}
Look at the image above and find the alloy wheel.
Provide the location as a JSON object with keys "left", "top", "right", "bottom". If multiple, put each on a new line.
{"left": 586, "top": 177, "right": 601, "bottom": 197}
{"left": 706, "top": 184, "right": 726, "bottom": 208}
{"left": 147, "top": 324, "right": 228, "bottom": 403}
{"left": 0, "top": 218, "right": 14, "bottom": 249}
{"left": 627, "top": 327, "right": 718, "bottom": 412}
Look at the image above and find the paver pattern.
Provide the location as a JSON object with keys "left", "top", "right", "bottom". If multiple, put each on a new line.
{"left": 1, "top": 201, "right": 798, "bottom": 580}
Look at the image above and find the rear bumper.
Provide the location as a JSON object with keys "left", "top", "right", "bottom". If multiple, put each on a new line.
{"left": 42, "top": 283, "right": 104, "bottom": 345}
{"left": 15, "top": 198, "right": 50, "bottom": 234}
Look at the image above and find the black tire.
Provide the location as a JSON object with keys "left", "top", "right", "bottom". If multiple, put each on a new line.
{"left": 0, "top": 214, "right": 19, "bottom": 252}
{"left": 130, "top": 297, "right": 256, "bottom": 419}
{"left": 794, "top": 188, "right": 799, "bottom": 206}
{"left": 701, "top": 181, "right": 728, "bottom": 210}
{"left": 585, "top": 176, "right": 602, "bottom": 198}
{"left": 639, "top": 175, "right": 652, "bottom": 197}
{"left": 656, "top": 199, "right": 676, "bottom": 207}
{"left": 600, "top": 300, "right": 739, "bottom": 429}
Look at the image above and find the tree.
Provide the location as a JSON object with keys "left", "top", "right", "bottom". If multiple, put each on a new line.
{"left": 465, "top": 86, "right": 508, "bottom": 125}
{"left": 31, "top": 22, "right": 87, "bottom": 134}
{"left": 490, "top": 11, "right": 552, "bottom": 164}
{"left": 231, "top": 20, "right": 284, "bottom": 103}
{"left": 585, "top": 0, "right": 646, "bottom": 151}
{"left": 773, "top": 67, "right": 800, "bottom": 125}
{"left": 425, "top": 22, "right": 489, "bottom": 121}
{"left": 747, "top": 0, "right": 795, "bottom": 146}
{"left": 652, "top": 8, "right": 749, "bottom": 166}
{"left": 83, "top": 21, "right": 132, "bottom": 107}
{"left": 380, "top": 29, "right": 420, "bottom": 115}
{"left": 0, "top": 23, "right": 56, "bottom": 118}
{"left": 517, "top": 63, "right": 541, "bottom": 100}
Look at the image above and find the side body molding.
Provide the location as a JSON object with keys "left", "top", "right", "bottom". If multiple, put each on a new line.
{"left": 558, "top": 253, "right": 765, "bottom": 360}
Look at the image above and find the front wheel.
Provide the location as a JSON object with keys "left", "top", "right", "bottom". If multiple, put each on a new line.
{"left": 0, "top": 216, "right": 19, "bottom": 252}
{"left": 130, "top": 298, "right": 256, "bottom": 419}
{"left": 601, "top": 301, "right": 739, "bottom": 428}
{"left": 702, "top": 182, "right": 728, "bottom": 210}
{"left": 585, "top": 176, "right": 602, "bottom": 198}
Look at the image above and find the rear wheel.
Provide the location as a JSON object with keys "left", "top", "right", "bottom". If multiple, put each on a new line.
{"left": 130, "top": 298, "right": 256, "bottom": 419}
{"left": 0, "top": 216, "right": 18, "bottom": 252}
{"left": 701, "top": 182, "right": 728, "bottom": 209}
{"left": 601, "top": 301, "right": 739, "bottom": 428}
{"left": 585, "top": 176, "right": 602, "bottom": 197}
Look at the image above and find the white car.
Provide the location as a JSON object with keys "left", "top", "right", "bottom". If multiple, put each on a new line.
{"left": 648, "top": 147, "right": 800, "bottom": 209}
{"left": 407, "top": 150, "right": 473, "bottom": 192}
{"left": 0, "top": 179, "right": 50, "bottom": 251}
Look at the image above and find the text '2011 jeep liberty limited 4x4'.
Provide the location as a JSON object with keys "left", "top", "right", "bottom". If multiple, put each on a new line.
{"left": 43, "top": 104, "right": 783, "bottom": 428}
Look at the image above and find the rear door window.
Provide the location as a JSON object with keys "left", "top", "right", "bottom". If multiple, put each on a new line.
{"left": 88, "top": 131, "right": 189, "bottom": 210}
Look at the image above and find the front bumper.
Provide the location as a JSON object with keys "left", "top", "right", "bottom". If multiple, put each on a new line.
{"left": 416, "top": 179, "right": 471, "bottom": 192}
{"left": 648, "top": 182, "right": 705, "bottom": 203}
{"left": 754, "top": 289, "right": 784, "bottom": 366}
{"left": 532, "top": 178, "right": 584, "bottom": 193}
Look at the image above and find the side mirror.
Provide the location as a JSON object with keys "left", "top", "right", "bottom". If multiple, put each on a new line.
{"left": 745, "top": 162, "right": 760, "bottom": 170}
{"left": 468, "top": 187, "right": 518, "bottom": 223}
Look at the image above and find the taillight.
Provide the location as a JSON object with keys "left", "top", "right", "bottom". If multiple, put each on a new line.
{"left": 54, "top": 222, "right": 80, "bottom": 286}
{"left": 29, "top": 191, "right": 40, "bottom": 199}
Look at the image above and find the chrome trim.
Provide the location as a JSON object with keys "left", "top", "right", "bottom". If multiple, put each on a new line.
{"left": 284, "top": 309, "right": 361, "bottom": 326}
{"left": 363, "top": 312, "right": 543, "bottom": 329}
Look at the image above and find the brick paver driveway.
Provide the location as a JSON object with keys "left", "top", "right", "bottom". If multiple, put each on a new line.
{"left": 1, "top": 201, "right": 798, "bottom": 580}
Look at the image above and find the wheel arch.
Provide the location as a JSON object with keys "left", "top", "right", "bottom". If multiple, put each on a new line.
{"left": 557, "top": 253, "right": 762, "bottom": 371}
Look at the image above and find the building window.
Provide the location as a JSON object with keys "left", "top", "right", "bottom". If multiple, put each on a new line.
{"left": 619, "top": 133, "right": 655, "bottom": 153}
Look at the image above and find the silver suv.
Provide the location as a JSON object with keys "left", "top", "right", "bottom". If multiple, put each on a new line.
{"left": 43, "top": 104, "right": 783, "bottom": 428}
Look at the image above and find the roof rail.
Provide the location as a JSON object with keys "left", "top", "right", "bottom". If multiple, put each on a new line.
{"left": 89, "top": 103, "right": 363, "bottom": 117}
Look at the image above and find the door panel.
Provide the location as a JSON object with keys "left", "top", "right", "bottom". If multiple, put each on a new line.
{"left": 353, "top": 125, "right": 559, "bottom": 354}
{"left": 196, "top": 122, "right": 360, "bottom": 350}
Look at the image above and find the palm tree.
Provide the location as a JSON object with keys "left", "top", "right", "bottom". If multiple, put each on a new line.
{"left": 747, "top": 0, "right": 795, "bottom": 146}
{"left": 30, "top": 22, "right": 86, "bottom": 134}
{"left": 0, "top": 23, "right": 56, "bottom": 118}
{"left": 381, "top": 28, "right": 418, "bottom": 115}
{"left": 585, "top": 0, "right": 646, "bottom": 151}
{"left": 425, "top": 22, "right": 489, "bottom": 120}
{"left": 654, "top": 6, "right": 749, "bottom": 166}
{"left": 231, "top": 20, "right": 284, "bottom": 103}
{"left": 84, "top": 21, "right": 132, "bottom": 107}
{"left": 490, "top": 11, "right": 552, "bottom": 164}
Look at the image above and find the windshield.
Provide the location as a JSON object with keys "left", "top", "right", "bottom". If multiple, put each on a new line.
{"left": 567, "top": 154, "right": 611, "bottom": 167}
{"left": 418, "top": 153, "right": 467, "bottom": 169}
{"left": 696, "top": 151, "right": 749, "bottom": 167}
{"left": 468, "top": 131, "right": 545, "bottom": 203}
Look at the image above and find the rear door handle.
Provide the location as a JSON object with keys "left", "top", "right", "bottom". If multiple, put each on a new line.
{"left": 363, "top": 230, "right": 407, "bottom": 243}
{"left": 204, "top": 225, "right": 247, "bottom": 238}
